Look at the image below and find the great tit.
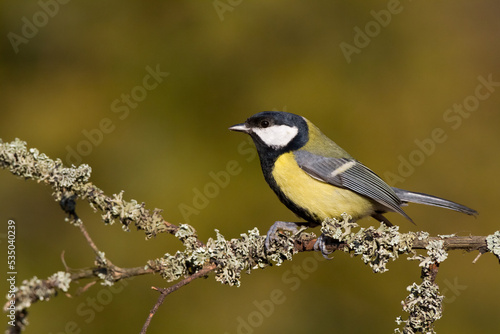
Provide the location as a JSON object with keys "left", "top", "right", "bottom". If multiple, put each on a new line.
{"left": 229, "top": 111, "right": 477, "bottom": 247}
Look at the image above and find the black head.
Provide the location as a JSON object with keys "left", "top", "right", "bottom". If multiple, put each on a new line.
{"left": 229, "top": 111, "right": 309, "bottom": 157}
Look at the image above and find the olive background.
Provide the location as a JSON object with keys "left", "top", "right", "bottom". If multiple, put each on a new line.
{"left": 1, "top": 1, "right": 499, "bottom": 333}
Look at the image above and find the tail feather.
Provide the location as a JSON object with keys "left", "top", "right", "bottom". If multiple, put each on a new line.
{"left": 392, "top": 187, "right": 478, "bottom": 217}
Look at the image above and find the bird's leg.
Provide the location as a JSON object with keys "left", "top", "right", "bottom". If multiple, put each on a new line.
{"left": 265, "top": 221, "right": 302, "bottom": 250}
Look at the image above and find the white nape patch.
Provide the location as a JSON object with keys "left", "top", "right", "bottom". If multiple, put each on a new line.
{"left": 253, "top": 125, "right": 299, "bottom": 149}
{"left": 330, "top": 161, "right": 356, "bottom": 178}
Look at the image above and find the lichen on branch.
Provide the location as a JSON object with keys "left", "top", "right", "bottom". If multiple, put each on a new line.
{"left": 0, "top": 138, "right": 178, "bottom": 239}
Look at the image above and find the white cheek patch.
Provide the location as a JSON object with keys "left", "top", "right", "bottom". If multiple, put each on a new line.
{"left": 253, "top": 125, "right": 299, "bottom": 149}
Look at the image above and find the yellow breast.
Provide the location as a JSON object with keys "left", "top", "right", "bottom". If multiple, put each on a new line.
{"left": 272, "top": 152, "right": 375, "bottom": 221}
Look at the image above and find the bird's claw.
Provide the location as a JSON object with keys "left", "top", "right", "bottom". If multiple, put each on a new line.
{"left": 314, "top": 234, "right": 335, "bottom": 259}
{"left": 264, "top": 221, "right": 300, "bottom": 250}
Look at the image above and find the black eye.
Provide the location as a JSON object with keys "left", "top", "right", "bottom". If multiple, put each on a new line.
{"left": 261, "top": 120, "right": 270, "bottom": 128}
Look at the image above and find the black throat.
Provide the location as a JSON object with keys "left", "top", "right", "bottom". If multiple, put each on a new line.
{"left": 250, "top": 120, "right": 309, "bottom": 179}
{"left": 248, "top": 120, "right": 315, "bottom": 223}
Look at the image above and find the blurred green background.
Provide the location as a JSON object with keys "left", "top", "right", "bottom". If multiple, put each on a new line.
{"left": 1, "top": 1, "right": 499, "bottom": 333}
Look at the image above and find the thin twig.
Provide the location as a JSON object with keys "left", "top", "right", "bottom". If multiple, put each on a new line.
{"left": 67, "top": 265, "right": 154, "bottom": 281}
{"left": 140, "top": 263, "right": 217, "bottom": 334}
{"left": 78, "top": 222, "right": 102, "bottom": 256}
{"left": 60, "top": 250, "right": 70, "bottom": 271}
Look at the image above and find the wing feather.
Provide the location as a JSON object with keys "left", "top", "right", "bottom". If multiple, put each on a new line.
{"left": 294, "top": 150, "right": 412, "bottom": 221}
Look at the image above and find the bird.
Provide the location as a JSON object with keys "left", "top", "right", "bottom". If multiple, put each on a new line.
{"left": 229, "top": 111, "right": 478, "bottom": 249}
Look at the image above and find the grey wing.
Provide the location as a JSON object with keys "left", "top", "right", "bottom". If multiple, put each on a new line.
{"left": 294, "top": 150, "right": 412, "bottom": 222}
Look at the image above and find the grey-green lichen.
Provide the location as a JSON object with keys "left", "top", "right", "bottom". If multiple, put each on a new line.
{"left": 148, "top": 225, "right": 208, "bottom": 282}
{"left": 4, "top": 272, "right": 72, "bottom": 312}
{"left": 437, "top": 233, "right": 456, "bottom": 239}
{"left": 0, "top": 138, "right": 176, "bottom": 239}
{"left": 320, "top": 214, "right": 416, "bottom": 273}
{"left": 0, "top": 139, "right": 92, "bottom": 195}
{"left": 93, "top": 251, "right": 118, "bottom": 286}
{"left": 175, "top": 224, "right": 199, "bottom": 248}
{"left": 425, "top": 239, "right": 448, "bottom": 263}
{"left": 83, "top": 185, "right": 172, "bottom": 238}
{"left": 148, "top": 227, "right": 296, "bottom": 287}
{"left": 416, "top": 231, "right": 430, "bottom": 241}
{"left": 259, "top": 227, "right": 298, "bottom": 266}
{"left": 208, "top": 228, "right": 278, "bottom": 286}
{"left": 486, "top": 230, "right": 500, "bottom": 260}
{"left": 150, "top": 251, "right": 191, "bottom": 282}
{"left": 395, "top": 235, "right": 449, "bottom": 333}
{"left": 207, "top": 230, "right": 252, "bottom": 286}
{"left": 3, "top": 272, "right": 72, "bottom": 332}
{"left": 407, "top": 237, "right": 448, "bottom": 271}
{"left": 50, "top": 272, "right": 72, "bottom": 292}
{"left": 320, "top": 216, "right": 446, "bottom": 333}
{"left": 395, "top": 280, "right": 443, "bottom": 334}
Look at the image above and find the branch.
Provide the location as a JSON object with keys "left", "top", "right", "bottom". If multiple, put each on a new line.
{"left": 0, "top": 138, "right": 180, "bottom": 240}
{"left": 296, "top": 234, "right": 489, "bottom": 253}
{"left": 2, "top": 139, "right": 499, "bottom": 334}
